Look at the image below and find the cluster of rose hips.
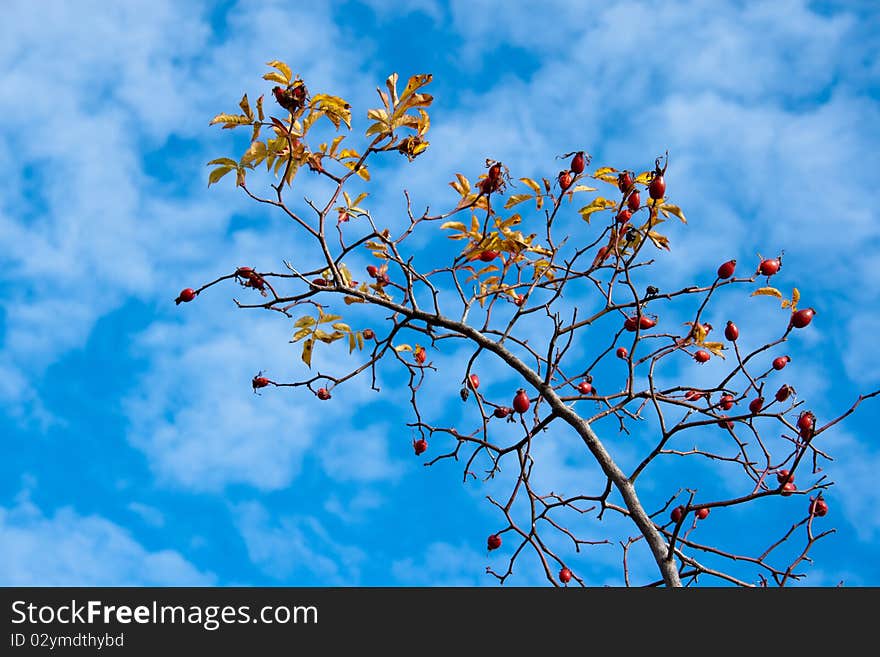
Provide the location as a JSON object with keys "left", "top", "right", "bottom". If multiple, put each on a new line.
{"left": 556, "top": 150, "right": 589, "bottom": 193}
{"left": 670, "top": 505, "right": 710, "bottom": 524}
{"left": 235, "top": 266, "right": 267, "bottom": 295}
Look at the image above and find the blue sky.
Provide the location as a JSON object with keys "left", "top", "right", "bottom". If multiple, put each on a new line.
{"left": 1, "top": 0, "right": 878, "bottom": 586}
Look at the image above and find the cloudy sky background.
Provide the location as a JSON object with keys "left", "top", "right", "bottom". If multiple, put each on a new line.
{"left": 1, "top": 0, "right": 878, "bottom": 586}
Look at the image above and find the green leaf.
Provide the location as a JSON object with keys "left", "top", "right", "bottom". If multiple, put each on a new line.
{"left": 208, "top": 166, "right": 234, "bottom": 186}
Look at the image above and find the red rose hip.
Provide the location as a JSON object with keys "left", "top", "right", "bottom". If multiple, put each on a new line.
{"left": 724, "top": 321, "right": 739, "bottom": 341}
{"left": 694, "top": 350, "right": 711, "bottom": 363}
{"left": 559, "top": 567, "right": 573, "bottom": 584}
{"left": 487, "top": 534, "right": 502, "bottom": 551}
{"left": 696, "top": 507, "right": 710, "bottom": 520}
{"left": 717, "top": 260, "right": 736, "bottom": 279}
{"left": 413, "top": 438, "right": 428, "bottom": 455}
{"left": 513, "top": 389, "right": 531, "bottom": 414}
{"left": 790, "top": 308, "right": 815, "bottom": 329}
{"left": 616, "top": 347, "right": 628, "bottom": 359}
{"left": 772, "top": 356, "right": 791, "bottom": 370}
{"left": 809, "top": 498, "right": 828, "bottom": 517}
{"left": 316, "top": 387, "right": 331, "bottom": 400}
{"left": 175, "top": 288, "right": 197, "bottom": 305}
{"left": 719, "top": 394, "right": 735, "bottom": 411}
{"left": 758, "top": 257, "right": 781, "bottom": 277}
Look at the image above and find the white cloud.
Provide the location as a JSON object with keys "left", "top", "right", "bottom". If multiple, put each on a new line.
{"left": 233, "top": 501, "right": 365, "bottom": 583}
{"left": 0, "top": 493, "right": 213, "bottom": 585}
{"left": 391, "top": 541, "right": 489, "bottom": 586}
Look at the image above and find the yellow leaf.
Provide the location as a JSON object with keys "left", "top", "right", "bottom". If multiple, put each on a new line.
{"left": 703, "top": 341, "right": 727, "bottom": 358}
{"left": 331, "top": 322, "right": 351, "bottom": 332}
{"left": 450, "top": 173, "right": 470, "bottom": 197}
{"left": 520, "top": 178, "right": 541, "bottom": 194}
{"left": 301, "top": 339, "right": 314, "bottom": 367}
{"left": 578, "top": 197, "right": 615, "bottom": 221}
{"left": 570, "top": 184, "right": 598, "bottom": 193}
{"left": 263, "top": 71, "right": 289, "bottom": 85}
{"left": 647, "top": 231, "right": 670, "bottom": 250}
{"left": 751, "top": 287, "right": 783, "bottom": 299}
{"left": 440, "top": 221, "right": 468, "bottom": 232}
{"left": 342, "top": 160, "right": 370, "bottom": 181}
{"left": 207, "top": 157, "right": 238, "bottom": 167}
{"left": 209, "top": 113, "right": 251, "bottom": 128}
{"left": 635, "top": 171, "right": 652, "bottom": 185}
{"left": 294, "top": 316, "right": 316, "bottom": 328}
{"left": 349, "top": 332, "right": 356, "bottom": 353}
{"left": 660, "top": 203, "right": 687, "bottom": 223}
{"left": 344, "top": 295, "right": 365, "bottom": 305}
{"left": 357, "top": 332, "right": 364, "bottom": 350}
{"left": 592, "top": 167, "right": 619, "bottom": 184}
{"left": 292, "top": 327, "right": 311, "bottom": 342}
{"left": 394, "top": 344, "right": 413, "bottom": 353}
{"left": 256, "top": 95, "right": 264, "bottom": 121}
{"left": 239, "top": 94, "right": 253, "bottom": 120}
{"left": 266, "top": 60, "right": 293, "bottom": 84}
{"left": 504, "top": 194, "right": 533, "bottom": 209}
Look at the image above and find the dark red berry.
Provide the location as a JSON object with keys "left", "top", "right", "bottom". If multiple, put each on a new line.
{"left": 494, "top": 406, "right": 511, "bottom": 419}
{"left": 648, "top": 175, "right": 666, "bottom": 200}
{"left": 776, "top": 469, "right": 794, "bottom": 485}
{"left": 780, "top": 481, "right": 796, "bottom": 496}
{"left": 478, "top": 250, "right": 500, "bottom": 262}
{"left": 616, "top": 347, "right": 628, "bottom": 359}
{"left": 559, "top": 567, "right": 573, "bottom": 584}
{"left": 515, "top": 294, "right": 526, "bottom": 307}
{"left": 175, "top": 288, "right": 197, "bottom": 305}
{"left": 685, "top": 390, "right": 703, "bottom": 401}
{"left": 749, "top": 397, "right": 764, "bottom": 414}
{"left": 809, "top": 498, "right": 828, "bottom": 517}
{"left": 772, "top": 356, "right": 791, "bottom": 370}
{"left": 570, "top": 152, "right": 586, "bottom": 175}
{"left": 616, "top": 208, "right": 632, "bottom": 224}
{"left": 366, "top": 265, "right": 379, "bottom": 278}
{"left": 797, "top": 411, "right": 815, "bottom": 433}
{"left": 758, "top": 257, "right": 781, "bottom": 277}
{"left": 639, "top": 315, "right": 657, "bottom": 329}
{"left": 775, "top": 385, "right": 794, "bottom": 403}
{"left": 719, "top": 394, "right": 735, "bottom": 411}
{"left": 694, "top": 350, "right": 711, "bottom": 363}
{"left": 717, "top": 259, "right": 737, "bottom": 279}
{"left": 312, "top": 278, "right": 329, "bottom": 287}
{"left": 488, "top": 162, "right": 503, "bottom": 182}
{"left": 577, "top": 380, "right": 593, "bottom": 395}
{"left": 363, "top": 329, "right": 375, "bottom": 340}
{"left": 790, "top": 308, "right": 815, "bottom": 329}
{"left": 696, "top": 507, "right": 710, "bottom": 520}
{"left": 558, "top": 170, "right": 573, "bottom": 191}
{"left": 414, "top": 346, "right": 427, "bottom": 365}
{"left": 316, "top": 387, "right": 331, "bottom": 400}
{"left": 670, "top": 505, "right": 685, "bottom": 523}
{"left": 468, "top": 373, "right": 480, "bottom": 390}
{"left": 252, "top": 375, "right": 270, "bottom": 391}
{"left": 627, "top": 190, "right": 640, "bottom": 212}
{"left": 235, "top": 266, "right": 254, "bottom": 277}
{"left": 513, "top": 389, "right": 530, "bottom": 414}
{"left": 624, "top": 316, "right": 638, "bottom": 332}
{"left": 413, "top": 438, "right": 428, "bottom": 455}
{"left": 487, "top": 534, "right": 502, "bottom": 551}
{"left": 718, "top": 414, "right": 734, "bottom": 430}
{"left": 617, "top": 171, "right": 633, "bottom": 193}
{"left": 479, "top": 177, "right": 494, "bottom": 195}
{"left": 724, "top": 321, "right": 739, "bottom": 341}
